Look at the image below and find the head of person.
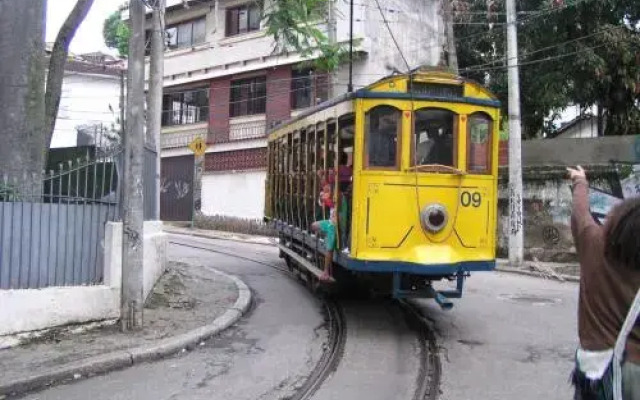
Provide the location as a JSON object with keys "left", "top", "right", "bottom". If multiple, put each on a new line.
{"left": 340, "top": 152, "right": 349, "bottom": 166}
{"left": 604, "top": 197, "right": 640, "bottom": 270}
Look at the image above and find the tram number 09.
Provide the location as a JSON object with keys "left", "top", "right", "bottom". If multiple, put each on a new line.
{"left": 461, "top": 191, "right": 482, "bottom": 208}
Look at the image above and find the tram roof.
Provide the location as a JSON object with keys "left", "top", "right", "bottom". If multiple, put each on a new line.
{"left": 266, "top": 69, "right": 500, "bottom": 138}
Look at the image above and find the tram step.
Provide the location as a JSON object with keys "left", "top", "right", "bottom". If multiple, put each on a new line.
{"left": 277, "top": 244, "right": 335, "bottom": 283}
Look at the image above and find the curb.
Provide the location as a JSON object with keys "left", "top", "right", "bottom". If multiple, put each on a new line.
{"left": 164, "top": 228, "right": 277, "bottom": 247}
{"left": 495, "top": 265, "right": 580, "bottom": 283}
{"left": 0, "top": 268, "right": 252, "bottom": 397}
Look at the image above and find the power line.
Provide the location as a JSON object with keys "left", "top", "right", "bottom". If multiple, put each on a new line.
{"left": 372, "top": 0, "right": 410, "bottom": 72}
{"left": 461, "top": 42, "right": 610, "bottom": 74}
{"left": 458, "top": 25, "right": 621, "bottom": 72}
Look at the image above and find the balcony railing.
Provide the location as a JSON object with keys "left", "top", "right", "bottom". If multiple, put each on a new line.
{"left": 161, "top": 119, "right": 267, "bottom": 150}
{"left": 161, "top": 131, "right": 206, "bottom": 149}
{"left": 228, "top": 119, "right": 267, "bottom": 141}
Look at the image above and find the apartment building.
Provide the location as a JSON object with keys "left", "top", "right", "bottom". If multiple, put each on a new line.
{"left": 155, "top": 0, "right": 445, "bottom": 220}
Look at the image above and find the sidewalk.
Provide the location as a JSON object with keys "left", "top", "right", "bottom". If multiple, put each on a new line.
{"left": 166, "top": 226, "right": 581, "bottom": 282}
{"left": 164, "top": 225, "right": 277, "bottom": 246}
{"left": 0, "top": 261, "right": 251, "bottom": 397}
{"left": 496, "top": 258, "right": 580, "bottom": 282}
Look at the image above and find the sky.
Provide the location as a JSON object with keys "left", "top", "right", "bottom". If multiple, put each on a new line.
{"left": 46, "top": 0, "right": 126, "bottom": 56}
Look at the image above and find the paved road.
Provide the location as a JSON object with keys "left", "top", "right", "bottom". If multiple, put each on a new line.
{"left": 416, "top": 272, "right": 578, "bottom": 400}
{"left": 23, "top": 236, "right": 327, "bottom": 400}
{"left": 22, "top": 235, "right": 579, "bottom": 400}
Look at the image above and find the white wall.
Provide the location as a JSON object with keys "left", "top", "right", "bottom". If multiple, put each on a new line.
{"left": 0, "top": 222, "right": 167, "bottom": 336}
{"left": 51, "top": 72, "right": 121, "bottom": 149}
{"left": 155, "top": 0, "right": 443, "bottom": 90}
{"left": 201, "top": 170, "right": 266, "bottom": 219}
{"left": 333, "top": 0, "right": 443, "bottom": 91}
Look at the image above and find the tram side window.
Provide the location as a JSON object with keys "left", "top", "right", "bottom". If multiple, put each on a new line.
{"left": 467, "top": 112, "right": 493, "bottom": 174}
{"left": 365, "top": 106, "right": 401, "bottom": 169}
{"left": 413, "top": 108, "right": 456, "bottom": 167}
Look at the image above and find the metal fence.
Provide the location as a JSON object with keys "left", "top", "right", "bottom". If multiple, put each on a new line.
{"left": 0, "top": 142, "right": 122, "bottom": 290}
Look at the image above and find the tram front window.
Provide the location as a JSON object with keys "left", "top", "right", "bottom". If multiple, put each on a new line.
{"left": 413, "top": 108, "right": 456, "bottom": 167}
{"left": 365, "top": 106, "right": 401, "bottom": 169}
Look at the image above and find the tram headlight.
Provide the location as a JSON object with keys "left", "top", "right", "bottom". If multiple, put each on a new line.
{"left": 420, "top": 204, "right": 448, "bottom": 233}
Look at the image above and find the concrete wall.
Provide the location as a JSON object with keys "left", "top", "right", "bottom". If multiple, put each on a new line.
{"left": 333, "top": 0, "right": 443, "bottom": 90}
{"left": 201, "top": 170, "right": 266, "bottom": 219}
{"left": 0, "top": 221, "right": 167, "bottom": 336}
{"left": 52, "top": 72, "right": 120, "bottom": 149}
{"left": 496, "top": 165, "right": 620, "bottom": 262}
{"left": 522, "top": 135, "right": 640, "bottom": 166}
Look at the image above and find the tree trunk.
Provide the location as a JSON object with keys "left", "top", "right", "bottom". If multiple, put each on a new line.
{"left": 0, "top": 0, "right": 46, "bottom": 197}
{"left": 44, "top": 0, "right": 95, "bottom": 150}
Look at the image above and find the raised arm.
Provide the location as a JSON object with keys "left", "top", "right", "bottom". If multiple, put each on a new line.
{"left": 567, "top": 166, "right": 601, "bottom": 250}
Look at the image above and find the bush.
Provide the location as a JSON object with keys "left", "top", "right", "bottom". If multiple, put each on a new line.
{"left": 193, "top": 213, "right": 277, "bottom": 237}
{"left": 0, "top": 183, "right": 21, "bottom": 202}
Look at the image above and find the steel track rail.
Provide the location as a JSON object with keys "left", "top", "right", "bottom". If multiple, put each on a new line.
{"left": 397, "top": 299, "right": 442, "bottom": 400}
{"left": 169, "top": 238, "right": 347, "bottom": 400}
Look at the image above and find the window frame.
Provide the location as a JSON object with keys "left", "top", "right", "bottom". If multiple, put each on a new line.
{"left": 229, "top": 76, "right": 267, "bottom": 118}
{"left": 363, "top": 105, "right": 403, "bottom": 171}
{"left": 410, "top": 107, "right": 459, "bottom": 169}
{"left": 290, "top": 69, "right": 330, "bottom": 110}
{"left": 165, "top": 17, "right": 206, "bottom": 50}
{"left": 466, "top": 111, "right": 494, "bottom": 175}
{"left": 161, "top": 88, "right": 209, "bottom": 127}
{"left": 225, "top": 3, "right": 261, "bottom": 37}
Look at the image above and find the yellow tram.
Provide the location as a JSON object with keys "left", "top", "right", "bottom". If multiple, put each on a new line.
{"left": 264, "top": 68, "right": 500, "bottom": 308}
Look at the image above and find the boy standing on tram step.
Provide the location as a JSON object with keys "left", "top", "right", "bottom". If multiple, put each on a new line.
{"left": 311, "top": 189, "right": 349, "bottom": 282}
{"left": 311, "top": 208, "right": 337, "bottom": 282}
{"left": 567, "top": 165, "right": 640, "bottom": 400}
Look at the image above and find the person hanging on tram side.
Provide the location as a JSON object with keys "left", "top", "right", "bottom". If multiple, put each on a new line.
{"left": 567, "top": 166, "right": 640, "bottom": 400}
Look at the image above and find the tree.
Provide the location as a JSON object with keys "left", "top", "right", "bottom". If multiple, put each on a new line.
{"left": 454, "top": 0, "right": 640, "bottom": 138}
{"left": 45, "top": 0, "right": 96, "bottom": 149}
{"left": 103, "top": 4, "right": 130, "bottom": 58}
{"left": 0, "top": 0, "right": 95, "bottom": 192}
{"left": 260, "top": 0, "right": 350, "bottom": 72}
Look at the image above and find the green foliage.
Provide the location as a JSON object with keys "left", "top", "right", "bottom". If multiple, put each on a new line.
{"left": 0, "top": 182, "right": 21, "bottom": 202}
{"left": 454, "top": 0, "right": 640, "bottom": 138}
{"left": 103, "top": 5, "right": 130, "bottom": 58}
{"left": 260, "top": 0, "right": 352, "bottom": 72}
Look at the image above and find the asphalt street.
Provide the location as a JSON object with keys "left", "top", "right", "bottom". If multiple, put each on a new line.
{"left": 22, "top": 235, "right": 579, "bottom": 400}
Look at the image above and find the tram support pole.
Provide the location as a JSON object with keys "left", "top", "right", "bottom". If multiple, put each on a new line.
{"left": 506, "top": 0, "right": 524, "bottom": 268}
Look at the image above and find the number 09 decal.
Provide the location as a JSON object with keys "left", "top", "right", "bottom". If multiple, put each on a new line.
{"left": 461, "top": 191, "right": 482, "bottom": 207}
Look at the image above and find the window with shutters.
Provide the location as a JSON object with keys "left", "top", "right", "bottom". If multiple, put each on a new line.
{"left": 230, "top": 77, "right": 267, "bottom": 117}
{"left": 225, "top": 3, "right": 261, "bottom": 37}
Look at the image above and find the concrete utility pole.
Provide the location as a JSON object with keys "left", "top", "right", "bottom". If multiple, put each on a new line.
{"left": 122, "top": 0, "right": 146, "bottom": 331}
{"left": 147, "top": 0, "right": 165, "bottom": 220}
{"left": 443, "top": 0, "right": 458, "bottom": 73}
{"left": 347, "top": 0, "right": 354, "bottom": 93}
{"left": 506, "top": 0, "right": 524, "bottom": 267}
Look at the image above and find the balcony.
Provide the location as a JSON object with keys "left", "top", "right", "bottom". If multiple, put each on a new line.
{"left": 228, "top": 117, "right": 266, "bottom": 141}
{"left": 161, "top": 123, "right": 208, "bottom": 149}
{"left": 161, "top": 118, "right": 267, "bottom": 150}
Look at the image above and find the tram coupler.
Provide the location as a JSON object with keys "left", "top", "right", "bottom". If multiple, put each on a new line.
{"left": 428, "top": 287, "right": 454, "bottom": 311}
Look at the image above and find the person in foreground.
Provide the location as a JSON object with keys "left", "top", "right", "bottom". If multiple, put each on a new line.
{"left": 567, "top": 165, "right": 640, "bottom": 400}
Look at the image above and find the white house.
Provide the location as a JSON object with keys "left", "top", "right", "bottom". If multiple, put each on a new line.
{"left": 153, "top": 0, "right": 445, "bottom": 220}
{"left": 50, "top": 52, "right": 124, "bottom": 149}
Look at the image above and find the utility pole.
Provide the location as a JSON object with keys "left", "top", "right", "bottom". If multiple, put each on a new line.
{"left": 122, "top": 0, "right": 146, "bottom": 331}
{"left": 506, "top": 0, "right": 524, "bottom": 268}
{"left": 444, "top": 0, "right": 458, "bottom": 73}
{"left": 347, "top": 0, "right": 354, "bottom": 93}
{"left": 147, "top": 0, "right": 165, "bottom": 220}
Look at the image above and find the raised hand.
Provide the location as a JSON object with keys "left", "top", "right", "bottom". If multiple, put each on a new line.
{"left": 566, "top": 165, "right": 586, "bottom": 181}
